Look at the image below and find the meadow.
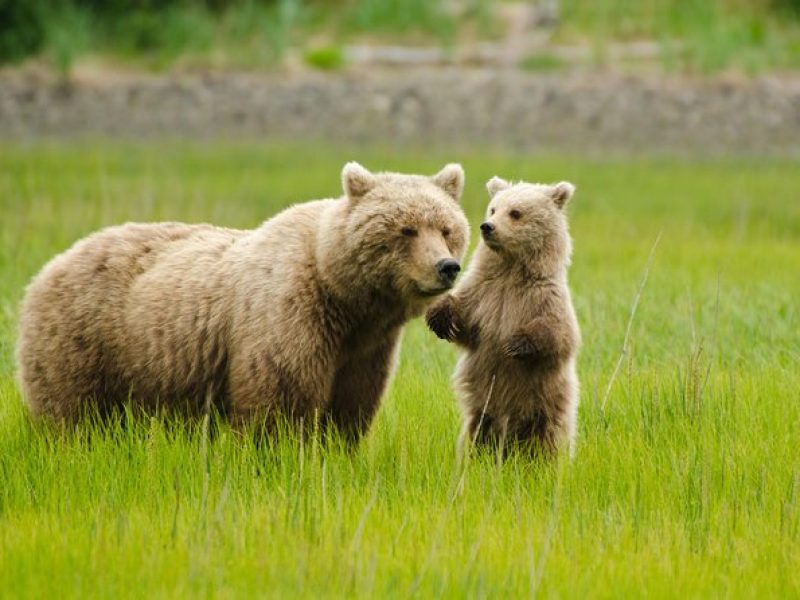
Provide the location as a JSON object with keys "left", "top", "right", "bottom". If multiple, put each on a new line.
{"left": 0, "top": 142, "right": 798, "bottom": 597}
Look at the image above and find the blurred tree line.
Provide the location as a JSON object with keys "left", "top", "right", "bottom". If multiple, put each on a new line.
{"left": 0, "top": 0, "right": 282, "bottom": 63}
{"left": 1, "top": 0, "right": 800, "bottom": 66}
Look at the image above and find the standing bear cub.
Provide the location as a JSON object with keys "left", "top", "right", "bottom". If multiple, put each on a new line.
{"left": 426, "top": 177, "right": 580, "bottom": 456}
{"left": 17, "top": 162, "right": 469, "bottom": 441}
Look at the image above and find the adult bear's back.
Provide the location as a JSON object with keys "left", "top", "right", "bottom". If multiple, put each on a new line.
{"left": 16, "top": 221, "right": 245, "bottom": 421}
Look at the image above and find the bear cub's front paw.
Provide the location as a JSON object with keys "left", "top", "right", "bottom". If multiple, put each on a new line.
{"left": 426, "top": 298, "right": 460, "bottom": 342}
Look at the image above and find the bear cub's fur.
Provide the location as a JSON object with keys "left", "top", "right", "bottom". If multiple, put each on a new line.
{"left": 427, "top": 176, "right": 580, "bottom": 456}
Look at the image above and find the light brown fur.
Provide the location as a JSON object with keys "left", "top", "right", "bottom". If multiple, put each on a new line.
{"left": 16, "top": 162, "right": 469, "bottom": 441}
{"left": 427, "top": 177, "right": 580, "bottom": 456}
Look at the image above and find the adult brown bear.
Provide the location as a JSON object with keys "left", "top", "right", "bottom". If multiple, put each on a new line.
{"left": 17, "top": 162, "right": 469, "bottom": 441}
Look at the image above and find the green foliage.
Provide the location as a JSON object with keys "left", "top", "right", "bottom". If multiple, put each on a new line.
{"left": 342, "top": 0, "right": 457, "bottom": 43}
{"left": 520, "top": 53, "right": 566, "bottom": 72}
{"left": 71, "top": 0, "right": 273, "bottom": 14}
{"left": 43, "top": 2, "right": 91, "bottom": 74}
{"left": 100, "top": 5, "right": 216, "bottom": 66}
{"left": 0, "top": 0, "right": 45, "bottom": 62}
{"left": 0, "top": 142, "right": 799, "bottom": 595}
{"left": 1, "top": 0, "right": 799, "bottom": 71}
{"left": 559, "top": 0, "right": 800, "bottom": 72}
{"left": 304, "top": 45, "right": 345, "bottom": 70}
{"left": 773, "top": 0, "right": 800, "bottom": 14}
{"left": 0, "top": 0, "right": 462, "bottom": 68}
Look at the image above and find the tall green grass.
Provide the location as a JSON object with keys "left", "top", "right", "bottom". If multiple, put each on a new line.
{"left": 1, "top": 143, "right": 799, "bottom": 596}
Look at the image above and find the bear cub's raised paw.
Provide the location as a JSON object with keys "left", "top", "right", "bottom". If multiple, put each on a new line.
{"left": 425, "top": 296, "right": 459, "bottom": 341}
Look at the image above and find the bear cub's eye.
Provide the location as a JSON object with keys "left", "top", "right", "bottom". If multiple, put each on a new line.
{"left": 509, "top": 209, "right": 522, "bottom": 220}
{"left": 401, "top": 227, "right": 418, "bottom": 237}
{"left": 442, "top": 227, "right": 451, "bottom": 238}
{"left": 489, "top": 208, "right": 496, "bottom": 216}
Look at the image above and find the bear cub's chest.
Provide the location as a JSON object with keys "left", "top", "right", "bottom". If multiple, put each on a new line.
{"left": 471, "top": 283, "right": 540, "bottom": 350}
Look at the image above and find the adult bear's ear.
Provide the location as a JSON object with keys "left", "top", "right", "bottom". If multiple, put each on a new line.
{"left": 550, "top": 181, "right": 575, "bottom": 209}
{"left": 342, "top": 161, "right": 377, "bottom": 201}
{"left": 431, "top": 163, "right": 465, "bottom": 202}
{"left": 486, "top": 176, "right": 511, "bottom": 197}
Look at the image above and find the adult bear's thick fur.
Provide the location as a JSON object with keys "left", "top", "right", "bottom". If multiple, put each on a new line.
{"left": 16, "top": 162, "right": 469, "bottom": 441}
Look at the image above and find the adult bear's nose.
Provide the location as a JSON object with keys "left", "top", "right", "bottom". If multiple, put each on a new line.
{"left": 480, "top": 222, "right": 495, "bottom": 236}
{"left": 436, "top": 259, "right": 461, "bottom": 286}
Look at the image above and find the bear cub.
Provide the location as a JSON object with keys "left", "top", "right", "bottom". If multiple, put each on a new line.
{"left": 426, "top": 176, "right": 580, "bottom": 456}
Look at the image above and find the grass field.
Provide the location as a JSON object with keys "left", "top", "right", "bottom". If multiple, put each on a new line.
{"left": 0, "top": 142, "right": 798, "bottom": 597}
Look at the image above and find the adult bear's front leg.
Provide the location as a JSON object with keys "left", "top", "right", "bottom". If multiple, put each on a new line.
{"left": 324, "top": 338, "right": 400, "bottom": 444}
{"left": 228, "top": 349, "right": 332, "bottom": 436}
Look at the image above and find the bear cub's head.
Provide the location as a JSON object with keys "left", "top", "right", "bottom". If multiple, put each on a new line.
{"left": 479, "top": 177, "right": 575, "bottom": 273}
{"left": 339, "top": 162, "right": 469, "bottom": 308}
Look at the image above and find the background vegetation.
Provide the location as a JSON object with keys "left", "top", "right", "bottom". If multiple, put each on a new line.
{"left": 1, "top": 143, "right": 798, "bottom": 596}
{"left": 1, "top": 0, "right": 799, "bottom": 72}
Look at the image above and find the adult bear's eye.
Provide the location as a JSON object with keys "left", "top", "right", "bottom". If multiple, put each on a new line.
{"left": 509, "top": 209, "right": 521, "bottom": 220}
{"left": 442, "top": 227, "right": 451, "bottom": 237}
{"left": 401, "top": 227, "right": 418, "bottom": 237}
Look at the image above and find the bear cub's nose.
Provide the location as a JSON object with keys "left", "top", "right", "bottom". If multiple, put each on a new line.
{"left": 480, "top": 222, "right": 495, "bottom": 236}
{"left": 436, "top": 259, "right": 461, "bottom": 286}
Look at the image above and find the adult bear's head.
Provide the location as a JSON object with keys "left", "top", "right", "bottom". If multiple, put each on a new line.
{"left": 328, "top": 161, "right": 469, "bottom": 314}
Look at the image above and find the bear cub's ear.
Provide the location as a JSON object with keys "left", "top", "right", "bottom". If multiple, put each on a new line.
{"left": 550, "top": 181, "right": 576, "bottom": 209}
{"left": 486, "top": 176, "right": 511, "bottom": 198}
{"left": 342, "top": 162, "right": 377, "bottom": 201}
{"left": 431, "top": 163, "right": 465, "bottom": 202}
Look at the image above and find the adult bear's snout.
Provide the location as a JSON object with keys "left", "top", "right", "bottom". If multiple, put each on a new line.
{"left": 436, "top": 259, "right": 461, "bottom": 287}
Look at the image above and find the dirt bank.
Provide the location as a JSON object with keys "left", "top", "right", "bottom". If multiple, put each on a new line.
{"left": 2, "top": 68, "right": 799, "bottom": 154}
